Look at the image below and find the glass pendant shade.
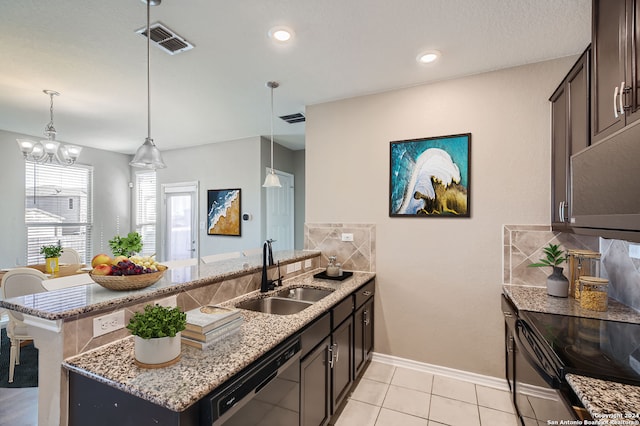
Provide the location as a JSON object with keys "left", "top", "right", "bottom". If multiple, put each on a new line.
{"left": 263, "top": 170, "right": 281, "bottom": 187}
{"left": 130, "top": 137, "right": 166, "bottom": 169}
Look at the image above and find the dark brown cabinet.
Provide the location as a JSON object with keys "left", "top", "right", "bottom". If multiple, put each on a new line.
{"left": 354, "top": 282, "right": 375, "bottom": 379}
{"left": 591, "top": 0, "right": 640, "bottom": 143}
{"left": 330, "top": 303, "right": 354, "bottom": 413}
{"left": 300, "top": 336, "right": 331, "bottom": 426}
{"left": 550, "top": 48, "right": 590, "bottom": 230}
{"left": 300, "top": 279, "right": 375, "bottom": 426}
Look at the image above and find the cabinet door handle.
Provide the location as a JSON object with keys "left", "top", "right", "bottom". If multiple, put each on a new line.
{"left": 614, "top": 85, "right": 620, "bottom": 118}
{"left": 363, "top": 309, "right": 370, "bottom": 325}
{"left": 328, "top": 344, "right": 334, "bottom": 369}
{"left": 620, "top": 81, "right": 626, "bottom": 115}
{"left": 334, "top": 343, "right": 339, "bottom": 364}
{"left": 362, "top": 290, "right": 372, "bottom": 297}
{"left": 558, "top": 201, "right": 564, "bottom": 223}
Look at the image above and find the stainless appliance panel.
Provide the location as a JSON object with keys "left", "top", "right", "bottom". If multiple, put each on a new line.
{"left": 502, "top": 296, "right": 579, "bottom": 425}
{"left": 201, "top": 339, "right": 301, "bottom": 426}
{"left": 571, "top": 122, "right": 640, "bottom": 235}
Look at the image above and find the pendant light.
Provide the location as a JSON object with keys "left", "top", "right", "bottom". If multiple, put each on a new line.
{"left": 130, "top": 0, "right": 167, "bottom": 170}
{"left": 16, "top": 90, "right": 82, "bottom": 166}
{"left": 263, "top": 81, "right": 281, "bottom": 188}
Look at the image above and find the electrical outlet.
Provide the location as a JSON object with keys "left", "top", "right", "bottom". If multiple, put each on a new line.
{"left": 155, "top": 295, "right": 177, "bottom": 308}
{"left": 304, "top": 259, "right": 312, "bottom": 268}
{"left": 341, "top": 233, "right": 354, "bottom": 242}
{"left": 93, "top": 310, "right": 125, "bottom": 337}
{"left": 286, "top": 263, "right": 296, "bottom": 274}
{"left": 630, "top": 244, "right": 640, "bottom": 259}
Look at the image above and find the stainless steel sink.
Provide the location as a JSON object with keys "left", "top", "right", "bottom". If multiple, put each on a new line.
{"left": 236, "top": 297, "right": 313, "bottom": 315}
{"left": 274, "top": 287, "right": 335, "bottom": 302}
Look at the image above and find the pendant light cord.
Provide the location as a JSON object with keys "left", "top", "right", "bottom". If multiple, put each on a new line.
{"left": 146, "top": 0, "right": 151, "bottom": 140}
{"left": 270, "top": 85, "right": 274, "bottom": 172}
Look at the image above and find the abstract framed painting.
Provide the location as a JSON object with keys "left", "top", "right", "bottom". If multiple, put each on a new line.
{"left": 389, "top": 133, "right": 471, "bottom": 217}
{"left": 207, "top": 188, "right": 241, "bottom": 236}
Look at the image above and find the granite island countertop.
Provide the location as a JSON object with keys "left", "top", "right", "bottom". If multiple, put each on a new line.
{"left": 566, "top": 374, "right": 640, "bottom": 421}
{"left": 0, "top": 250, "right": 319, "bottom": 320}
{"left": 503, "top": 284, "right": 640, "bottom": 418}
{"left": 63, "top": 270, "right": 375, "bottom": 412}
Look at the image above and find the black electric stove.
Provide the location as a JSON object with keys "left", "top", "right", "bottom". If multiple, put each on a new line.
{"left": 521, "top": 310, "right": 640, "bottom": 386}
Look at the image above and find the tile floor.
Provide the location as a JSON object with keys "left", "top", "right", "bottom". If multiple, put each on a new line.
{"left": 333, "top": 361, "right": 518, "bottom": 426}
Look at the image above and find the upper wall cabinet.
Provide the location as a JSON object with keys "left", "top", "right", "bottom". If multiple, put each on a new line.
{"left": 550, "top": 48, "right": 590, "bottom": 230}
{"left": 591, "top": 0, "right": 640, "bottom": 142}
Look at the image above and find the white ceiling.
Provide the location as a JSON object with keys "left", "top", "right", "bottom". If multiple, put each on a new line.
{"left": 0, "top": 0, "right": 590, "bottom": 154}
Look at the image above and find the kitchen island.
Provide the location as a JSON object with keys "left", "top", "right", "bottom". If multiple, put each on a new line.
{"left": 63, "top": 270, "right": 375, "bottom": 415}
{"left": 0, "top": 250, "right": 324, "bottom": 426}
{"left": 503, "top": 284, "right": 640, "bottom": 419}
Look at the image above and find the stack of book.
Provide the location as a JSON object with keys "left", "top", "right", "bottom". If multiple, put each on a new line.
{"left": 181, "top": 305, "right": 243, "bottom": 350}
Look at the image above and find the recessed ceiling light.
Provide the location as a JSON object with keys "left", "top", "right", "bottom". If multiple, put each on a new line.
{"left": 417, "top": 50, "right": 441, "bottom": 64}
{"left": 268, "top": 26, "right": 294, "bottom": 43}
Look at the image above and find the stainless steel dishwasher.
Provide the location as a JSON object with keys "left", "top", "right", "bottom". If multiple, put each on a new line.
{"left": 200, "top": 338, "right": 301, "bottom": 426}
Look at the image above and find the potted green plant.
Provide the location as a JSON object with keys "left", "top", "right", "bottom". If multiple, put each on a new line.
{"left": 40, "top": 243, "right": 64, "bottom": 273}
{"left": 528, "top": 243, "right": 569, "bottom": 297}
{"left": 127, "top": 304, "right": 186, "bottom": 366}
{"left": 109, "top": 232, "right": 143, "bottom": 257}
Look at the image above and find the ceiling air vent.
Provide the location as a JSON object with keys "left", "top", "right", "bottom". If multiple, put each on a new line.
{"left": 136, "top": 22, "right": 194, "bottom": 55}
{"left": 279, "top": 113, "right": 306, "bottom": 124}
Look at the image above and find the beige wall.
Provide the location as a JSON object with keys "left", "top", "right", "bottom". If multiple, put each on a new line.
{"left": 305, "top": 57, "right": 578, "bottom": 377}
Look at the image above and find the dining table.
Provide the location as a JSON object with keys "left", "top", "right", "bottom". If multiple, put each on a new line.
{"left": 0, "top": 263, "right": 90, "bottom": 289}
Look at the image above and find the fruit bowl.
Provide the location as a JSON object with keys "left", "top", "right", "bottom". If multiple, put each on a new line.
{"left": 90, "top": 265, "right": 168, "bottom": 291}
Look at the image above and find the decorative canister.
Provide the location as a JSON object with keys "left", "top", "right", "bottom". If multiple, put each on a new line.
{"left": 326, "top": 256, "right": 340, "bottom": 277}
{"left": 568, "top": 249, "right": 601, "bottom": 299}
{"left": 579, "top": 276, "right": 609, "bottom": 312}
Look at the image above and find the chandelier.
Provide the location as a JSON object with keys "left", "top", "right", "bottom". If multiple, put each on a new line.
{"left": 16, "top": 89, "right": 82, "bottom": 166}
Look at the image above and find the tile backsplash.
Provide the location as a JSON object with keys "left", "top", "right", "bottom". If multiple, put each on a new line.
{"left": 600, "top": 239, "right": 640, "bottom": 311}
{"left": 503, "top": 225, "right": 598, "bottom": 286}
{"left": 304, "top": 223, "right": 376, "bottom": 272}
{"left": 504, "top": 225, "right": 640, "bottom": 312}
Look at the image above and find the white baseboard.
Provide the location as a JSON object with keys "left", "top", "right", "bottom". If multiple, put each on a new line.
{"left": 371, "top": 351, "right": 510, "bottom": 391}
{"left": 371, "top": 352, "right": 557, "bottom": 400}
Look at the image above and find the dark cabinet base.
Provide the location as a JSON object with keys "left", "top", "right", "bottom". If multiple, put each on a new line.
{"left": 69, "top": 372, "right": 199, "bottom": 426}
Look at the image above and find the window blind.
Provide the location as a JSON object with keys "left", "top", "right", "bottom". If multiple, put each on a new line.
{"left": 135, "top": 171, "right": 157, "bottom": 257}
{"left": 25, "top": 161, "right": 93, "bottom": 264}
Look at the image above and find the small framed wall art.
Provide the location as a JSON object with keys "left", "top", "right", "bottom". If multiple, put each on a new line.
{"left": 389, "top": 133, "right": 471, "bottom": 217}
{"left": 207, "top": 188, "right": 241, "bottom": 236}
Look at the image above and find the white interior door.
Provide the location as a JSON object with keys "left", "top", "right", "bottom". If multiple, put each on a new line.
{"left": 162, "top": 182, "right": 199, "bottom": 262}
{"left": 266, "top": 169, "right": 294, "bottom": 251}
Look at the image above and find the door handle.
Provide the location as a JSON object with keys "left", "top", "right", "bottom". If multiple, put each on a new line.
{"left": 334, "top": 343, "right": 339, "bottom": 364}
{"left": 620, "top": 81, "right": 626, "bottom": 115}
{"left": 363, "top": 309, "right": 370, "bottom": 325}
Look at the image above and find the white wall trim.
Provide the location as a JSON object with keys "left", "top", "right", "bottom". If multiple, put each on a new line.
{"left": 372, "top": 352, "right": 510, "bottom": 391}
{"left": 371, "top": 351, "right": 559, "bottom": 401}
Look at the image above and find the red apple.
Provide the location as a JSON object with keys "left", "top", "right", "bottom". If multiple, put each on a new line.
{"left": 92, "top": 264, "right": 112, "bottom": 276}
{"left": 91, "top": 253, "right": 112, "bottom": 268}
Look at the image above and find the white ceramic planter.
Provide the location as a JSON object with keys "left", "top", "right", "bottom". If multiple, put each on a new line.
{"left": 134, "top": 333, "right": 182, "bottom": 365}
